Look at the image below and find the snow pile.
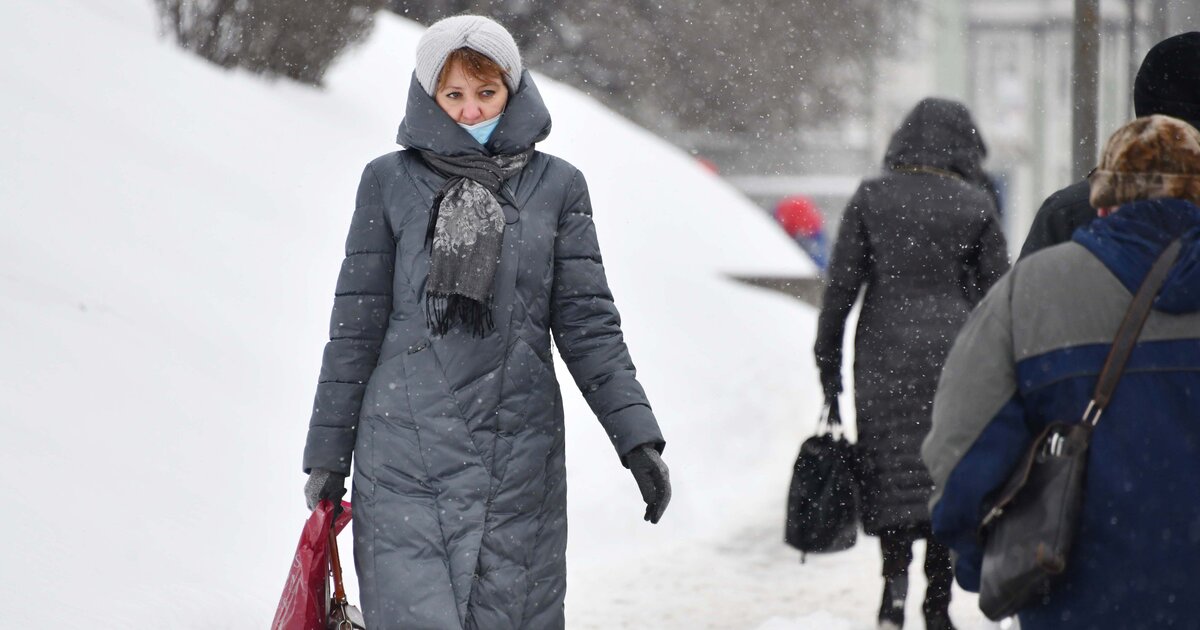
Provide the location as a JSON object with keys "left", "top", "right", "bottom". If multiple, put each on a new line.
{"left": 1, "top": 0, "right": 829, "bottom": 626}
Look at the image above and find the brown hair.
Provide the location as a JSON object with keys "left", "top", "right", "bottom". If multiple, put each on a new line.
{"left": 436, "top": 48, "right": 507, "bottom": 91}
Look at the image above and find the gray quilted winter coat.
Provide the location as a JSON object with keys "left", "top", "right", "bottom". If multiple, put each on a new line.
{"left": 302, "top": 72, "right": 665, "bottom": 630}
{"left": 814, "top": 98, "right": 1009, "bottom": 536}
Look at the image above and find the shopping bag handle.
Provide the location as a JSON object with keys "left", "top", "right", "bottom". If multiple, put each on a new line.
{"left": 328, "top": 522, "right": 349, "bottom": 606}
{"left": 825, "top": 397, "right": 842, "bottom": 426}
{"left": 819, "top": 397, "right": 843, "bottom": 438}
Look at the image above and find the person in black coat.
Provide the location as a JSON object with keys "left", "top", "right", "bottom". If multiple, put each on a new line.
{"left": 814, "top": 98, "right": 1009, "bottom": 630}
{"left": 1019, "top": 31, "right": 1200, "bottom": 259}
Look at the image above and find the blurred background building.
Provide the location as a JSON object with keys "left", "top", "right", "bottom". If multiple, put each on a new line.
{"left": 738, "top": 0, "right": 1200, "bottom": 254}
{"left": 957, "top": 0, "right": 1200, "bottom": 250}
{"left": 158, "top": 0, "right": 1200, "bottom": 253}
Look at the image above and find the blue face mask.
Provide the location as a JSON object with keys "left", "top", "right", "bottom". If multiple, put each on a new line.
{"left": 459, "top": 114, "right": 503, "bottom": 145}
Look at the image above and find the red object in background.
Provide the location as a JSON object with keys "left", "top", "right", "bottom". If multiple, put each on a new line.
{"left": 272, "top": 500, "right": 353, "bottom": 630}
{"left": 696, "top": 157, "right": 720, "bottom": 174}
{"left": 774, "top": 195, "right": 823, "bottom": 238}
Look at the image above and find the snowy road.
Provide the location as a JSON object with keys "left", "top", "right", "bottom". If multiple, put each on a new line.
{"left": 569, "top": 497, "right": 1006, "bottom": 630}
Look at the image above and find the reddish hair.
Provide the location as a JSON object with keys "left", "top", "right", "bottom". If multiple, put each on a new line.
{"left": 436, "top": 48, "right": 507, "bottom": 91}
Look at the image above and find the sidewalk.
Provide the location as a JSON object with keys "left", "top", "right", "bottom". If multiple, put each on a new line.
{"left": 568, "top": 498, "right": 1011, "bottom": 630}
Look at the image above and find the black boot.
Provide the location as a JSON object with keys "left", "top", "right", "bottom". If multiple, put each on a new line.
{"left": 879, "top": 530, "right": 914, "bottom": 629}
{"left": 878, "top": 574, "right": 907, "bottom": 630}
{"left": 923, "top": 540, "right": 956, "bottom": 630}
{"left": 923, "top": 609, "right": 957, "bottom": 630}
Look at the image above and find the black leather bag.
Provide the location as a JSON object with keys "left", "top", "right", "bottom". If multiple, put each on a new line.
{"left": 976, "top": 239, "right": 1182, "bottom": 621}
{"left": 977, "top": 421, "right": 1091, "bottom": 619}
{"left": 785, "top": 399, "right": 860, "bottom": 558}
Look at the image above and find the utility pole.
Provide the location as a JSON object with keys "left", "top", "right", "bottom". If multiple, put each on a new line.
{"left": 1128, "top": 0, "right": 1138, "bottom": 120}
{"left": 1073, "top": 0, "right": 1101, "bottom": 180}
{"left": 1150, "top": 0, "right": 1168, "bottom": 49}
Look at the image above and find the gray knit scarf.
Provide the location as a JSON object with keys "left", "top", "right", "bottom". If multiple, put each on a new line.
{"left": 419, "top": 149, "right": 532, "bottom": 336}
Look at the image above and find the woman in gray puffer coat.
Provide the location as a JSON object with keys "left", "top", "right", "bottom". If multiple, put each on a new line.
{"left": 300, "top": 16, "right": 670, "bottom": 630}
{"left": 814, "top": 98, "right": 1009, "bottom": 630}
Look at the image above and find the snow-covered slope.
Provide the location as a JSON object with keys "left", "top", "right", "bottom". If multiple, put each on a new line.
{"left": 0, "top": 0, "right": 839, "bottom": 627}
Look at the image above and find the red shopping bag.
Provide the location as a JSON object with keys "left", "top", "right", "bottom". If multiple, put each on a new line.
{"left": 271, "top": 500, "right": 353, "bottom": 630}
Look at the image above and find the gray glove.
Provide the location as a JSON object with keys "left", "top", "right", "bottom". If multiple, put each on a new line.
{"left": 625, "top": 443, "right": 671, "bottom": 524}
{"left": 304, "top": 468, "right": 346, "bottom": 510}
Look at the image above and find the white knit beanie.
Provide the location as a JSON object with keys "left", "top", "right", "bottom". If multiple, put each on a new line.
{"left": 414, "top": 15, "right": 523, "bottom": 96}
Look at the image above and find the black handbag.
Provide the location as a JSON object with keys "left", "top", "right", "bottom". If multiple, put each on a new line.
{"left": 976, "top": 239, "right": 1182, "bottom": 621}
{"left": 785, "top": 398, "right": 860, "bottom": 560}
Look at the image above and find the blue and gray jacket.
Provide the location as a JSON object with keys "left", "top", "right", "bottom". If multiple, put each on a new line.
{"left": 923, "top": 199, "right": 1200, "bottom": 629}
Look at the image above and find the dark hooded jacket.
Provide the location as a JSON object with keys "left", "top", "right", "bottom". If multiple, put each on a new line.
{"left": 1017, "top": 179, "right": 1096, "bottom": 259}
{"left": 302, "top": 72, "right": 664, "bottom": 630}
{"left": 925, "top": 199, "right": 1200, "bottom": 628}
{"left": 814, "top": 98, "right": 1009, "bottom": 535}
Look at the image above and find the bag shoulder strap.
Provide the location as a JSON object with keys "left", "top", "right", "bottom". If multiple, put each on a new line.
{"left": 1086, "top": 238, "right": 1182, "bottom": 425}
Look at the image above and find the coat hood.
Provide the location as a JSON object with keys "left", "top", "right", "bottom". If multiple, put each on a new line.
{"left": 1074, "top": 198, "right": 1200, "bottom": 313}
{"left": 396, "top": 69, "right": 552, "bottom": 157}
{"left": 884, "top": 98, "right": 988, "bottom": 183}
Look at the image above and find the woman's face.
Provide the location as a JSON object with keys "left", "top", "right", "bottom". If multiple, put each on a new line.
{"left": 434, "top": 60, "right": 509, "bottom": 124}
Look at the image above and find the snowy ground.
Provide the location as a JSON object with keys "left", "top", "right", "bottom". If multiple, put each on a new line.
{"left": 570, "top": 500, "right": 1002, "bottom": 629}
{"left": 1, "top": 1, "right": 1001, "bottom": 628}
{"left": 567, "top": 438, "right": 1000, "bottom": 630}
